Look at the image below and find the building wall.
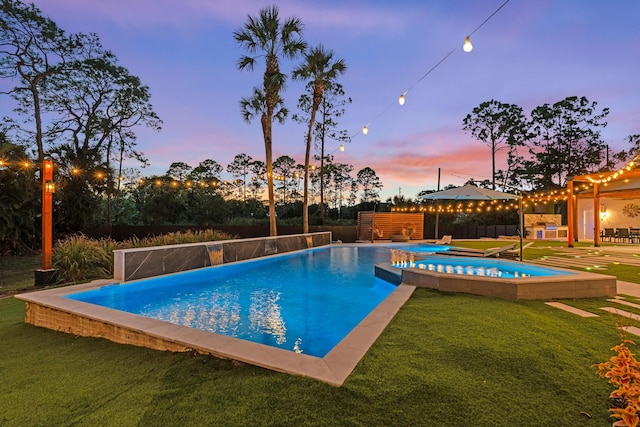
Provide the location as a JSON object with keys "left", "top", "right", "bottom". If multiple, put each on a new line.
{"left": 578, "top": 198, "right": 640, "bottom": 240}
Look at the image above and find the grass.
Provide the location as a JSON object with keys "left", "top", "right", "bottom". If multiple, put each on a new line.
{"left": 0, "top": 255, "right": 40, "bottom": 295}
{"left": 2, "top": 239, "right": 639, "bottom": 425}
{"left": 0, "top": 290, "right": 625, "bottom": 426}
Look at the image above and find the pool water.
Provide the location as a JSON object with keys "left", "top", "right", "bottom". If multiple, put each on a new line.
{"left": 385, "top": 243, "right": 453, "bottom": 253}
{"left": 396, "top": 256, "right": 573, "bottom": 278}
{"left": 67, "top": 246, "right": 396, "bottom": 358}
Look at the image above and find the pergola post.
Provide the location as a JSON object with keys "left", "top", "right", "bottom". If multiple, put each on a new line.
{"left": 593, "top": 182, "right": 601, "bottom": 247}
{"left": 567, "top": 180, "right": 574, "bottom": 247}
{"left": 35, "top": 159, "right": 57, "bottom": 286}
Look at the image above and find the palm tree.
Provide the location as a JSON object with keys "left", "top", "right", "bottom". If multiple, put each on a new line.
{"left": 292, "top": 45, "right": 346, "bottom": 233}
{"left": 234, "top": 6, "right": 306, "bottom": 236}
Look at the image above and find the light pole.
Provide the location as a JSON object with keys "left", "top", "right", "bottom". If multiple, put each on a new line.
{"left": 35, "top": 159, "right": 57, "bottom": 285}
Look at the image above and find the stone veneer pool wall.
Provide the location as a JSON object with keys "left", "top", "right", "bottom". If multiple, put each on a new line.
{"left": 113, "top": 232, "right": 332, "bottom": 282}
{"left": 374, "top": 262, "right": 617, "bottom": 300}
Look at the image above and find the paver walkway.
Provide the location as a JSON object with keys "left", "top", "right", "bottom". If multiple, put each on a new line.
{"left": 527, "top": 245, "right": 640, "bottom": 269}
{"left": 545, "top": 280, "right": 640, "bottom": 332}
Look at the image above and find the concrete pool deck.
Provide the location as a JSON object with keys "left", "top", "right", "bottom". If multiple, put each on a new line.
{"left": 15, "top": 279, "right": 415, "bottom": 387}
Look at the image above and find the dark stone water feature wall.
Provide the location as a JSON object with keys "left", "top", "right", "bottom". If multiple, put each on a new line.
{"left": 114, "top": 232, "right": 332, "bottom": 282}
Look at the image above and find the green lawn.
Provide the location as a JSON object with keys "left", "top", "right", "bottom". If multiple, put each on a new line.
{"left": 0, "top": 254, "right": 40, "bottom": 294}
{"left": 1, "top": 241, "right": 637, "bottom": 425}
{"left": 0, "top": 289, "right": 629, "bottom": 426}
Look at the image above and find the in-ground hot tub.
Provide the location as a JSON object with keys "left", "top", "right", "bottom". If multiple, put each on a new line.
{"left": 375, "top": 255, "right": 617, "bottom": 300}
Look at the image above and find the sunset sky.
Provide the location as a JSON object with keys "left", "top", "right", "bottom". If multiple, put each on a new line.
{"left": 6, "top": 0, "right": 640, "bottom": 200}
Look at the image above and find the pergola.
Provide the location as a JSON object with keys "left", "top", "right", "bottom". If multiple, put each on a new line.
{"left": 567, "top": 165, "right": 640, "bottom": 247}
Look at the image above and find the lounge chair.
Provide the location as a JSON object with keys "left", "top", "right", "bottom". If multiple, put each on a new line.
{"left": 437, "top": 243, "right": 517, "bottom": 258}
{"left": 500, "top": 242, "right": 534, "bottom": 260}
{"left": 434, "top": 235, "right": 452, "bottom": 245}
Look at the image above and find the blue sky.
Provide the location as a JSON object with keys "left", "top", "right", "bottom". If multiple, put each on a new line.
{"left": 7, "top": 0, "right": 640, "bottom": 200}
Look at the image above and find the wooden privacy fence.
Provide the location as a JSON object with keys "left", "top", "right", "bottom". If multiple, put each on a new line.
{"left": 357, "top": 212, "right": 424, "bottom": 241}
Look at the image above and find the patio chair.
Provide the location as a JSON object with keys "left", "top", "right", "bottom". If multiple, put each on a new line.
{"left": 434, "top": 235, "right": 452, "bottom": 245}
{"left": 602, "top": 228, "right": 615, "bottom": 242}
{"left": 616, "top": 228, "right": 630, "bottom": 243}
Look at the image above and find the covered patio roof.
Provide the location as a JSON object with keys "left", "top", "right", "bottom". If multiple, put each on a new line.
{"left": 567, "top": 158, "right": 640, "bottom": 246}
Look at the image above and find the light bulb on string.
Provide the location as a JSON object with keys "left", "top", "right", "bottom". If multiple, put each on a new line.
{"left": 463, "top": 36, "right": 473, "bottom": 52}
{"left": 362, "top": 125, "right": 369, "bottom": 135}
{"left": 398, "top": 93, "right": 406, "bottom": 105}
{"left": 339, "top": 144, "right": 345, "bottom": 152}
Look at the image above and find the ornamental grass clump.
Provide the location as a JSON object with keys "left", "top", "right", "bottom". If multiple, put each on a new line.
{"left": 52, "top": 234, "right": 112, "bottom": 283}
{"left": 593, "top": 328, "right": 640, "bottom": 427}
{"left": 52, "top": 229, "right": 235, "bottom": 284}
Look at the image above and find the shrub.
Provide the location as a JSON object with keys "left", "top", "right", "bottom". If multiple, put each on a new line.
{"left": 53, "top": 229, "right": 235, "bottom": 284}
{"left": 52, "top": 235, "right": 112, "bottom": 283}
{"left": 593, "top": 325, "right": 640, "bottom": 427}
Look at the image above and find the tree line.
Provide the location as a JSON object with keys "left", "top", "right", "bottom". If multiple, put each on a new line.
{"left": 116, "top": 153, "right": 383, "bottom": 226}
{"left": 2, "top": 1, "right": 639, "bottom": 254}
{"left": 0, "top": 1, "right": 386, "bottom": 253}
{"left": 462, "top": 98, "right": 639, "bottom": 191}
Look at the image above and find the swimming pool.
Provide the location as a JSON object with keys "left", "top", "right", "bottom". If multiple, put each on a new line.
{"left": 66, "top": 246, "right": 396, "bottom": 358}
{"left": 394, "top": 256, "right": 573, "bottom": 278}
{"left": 15, "top": 239, "right": 616, "bottom": 384}
{"left": 375, "top": 254, "right": 617, "bottom": 300}
{"left": 18, "top": 242, "right": 415, "bottom": 385}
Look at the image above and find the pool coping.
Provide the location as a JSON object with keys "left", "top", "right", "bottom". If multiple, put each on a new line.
{"left": 15, "top": 279, "right": 415, "bottom": 387}
{"left": 375, "top": 258, "right": 617, "bottom": 300}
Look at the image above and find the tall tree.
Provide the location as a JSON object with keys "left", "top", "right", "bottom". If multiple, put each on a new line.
{"left": 330, "top": 162, "right": 352, "bottom": 215}
{"left": 272, "top": 155, "right": 296, "bottom": 205}
{"left": 292, "top": 44, "right": 346, "bottom": 233}
{"left": 0, "top": 0, "right": 80, "bottom": 163}
{"left": 186, "top": 159, "right": 225, "bottom": 224}
{"left": 356, "top": 167, "right": 382, "bottom": 204}
{"left": 226, "top": 153, "right": 254, "bottom": 203}
{"left": 462, "top": 100, "right": 528, "bottom": 190}
{"left": 234, "top": 6, "right": 306, "bottom": 236}
{"left": 529, "top": 96, "right": 608, "bottom": 187}
{"left": 248, "top": 159, "right": 265, "bottom": 200}
{"left": 313, "top": 85, "right": 350, "bottom": 223}
{"left": 166, "top": 162, "right": 192, "bottom": 181}
{"left": 43, "top": 43, "right": 161, "bottom": 179}
{"left": 189, "top": 158, "right": 222, "bottom": 187}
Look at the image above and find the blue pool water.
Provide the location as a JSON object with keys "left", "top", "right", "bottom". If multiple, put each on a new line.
{"left": 385, "top": 243, "right": 453, "bottom": 253}
{"left": 397, "top": 256, "right": 574, "bottom": 278}
{"left": 67, "top": 246, "right": 396, "bottom": 358}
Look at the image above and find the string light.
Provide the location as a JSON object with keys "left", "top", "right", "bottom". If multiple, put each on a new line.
{"left": 585, "top": 154, "right": 639, "bottom": 184}
{"left": 352, "top": 0, "right": 510, "bottom": 143}
{"left": 463, "top": 36, "right": 473, "bottom": 52}
{"left": 0, "top": 159, "right": 39, "bottom": 169}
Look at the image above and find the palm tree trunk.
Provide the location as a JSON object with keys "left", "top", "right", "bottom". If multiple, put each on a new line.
{"left": 303, "top": 111, "right": 316, "bottom": 234}
{"left": 262, "top": 114, "right": 278, "bottom": 236}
